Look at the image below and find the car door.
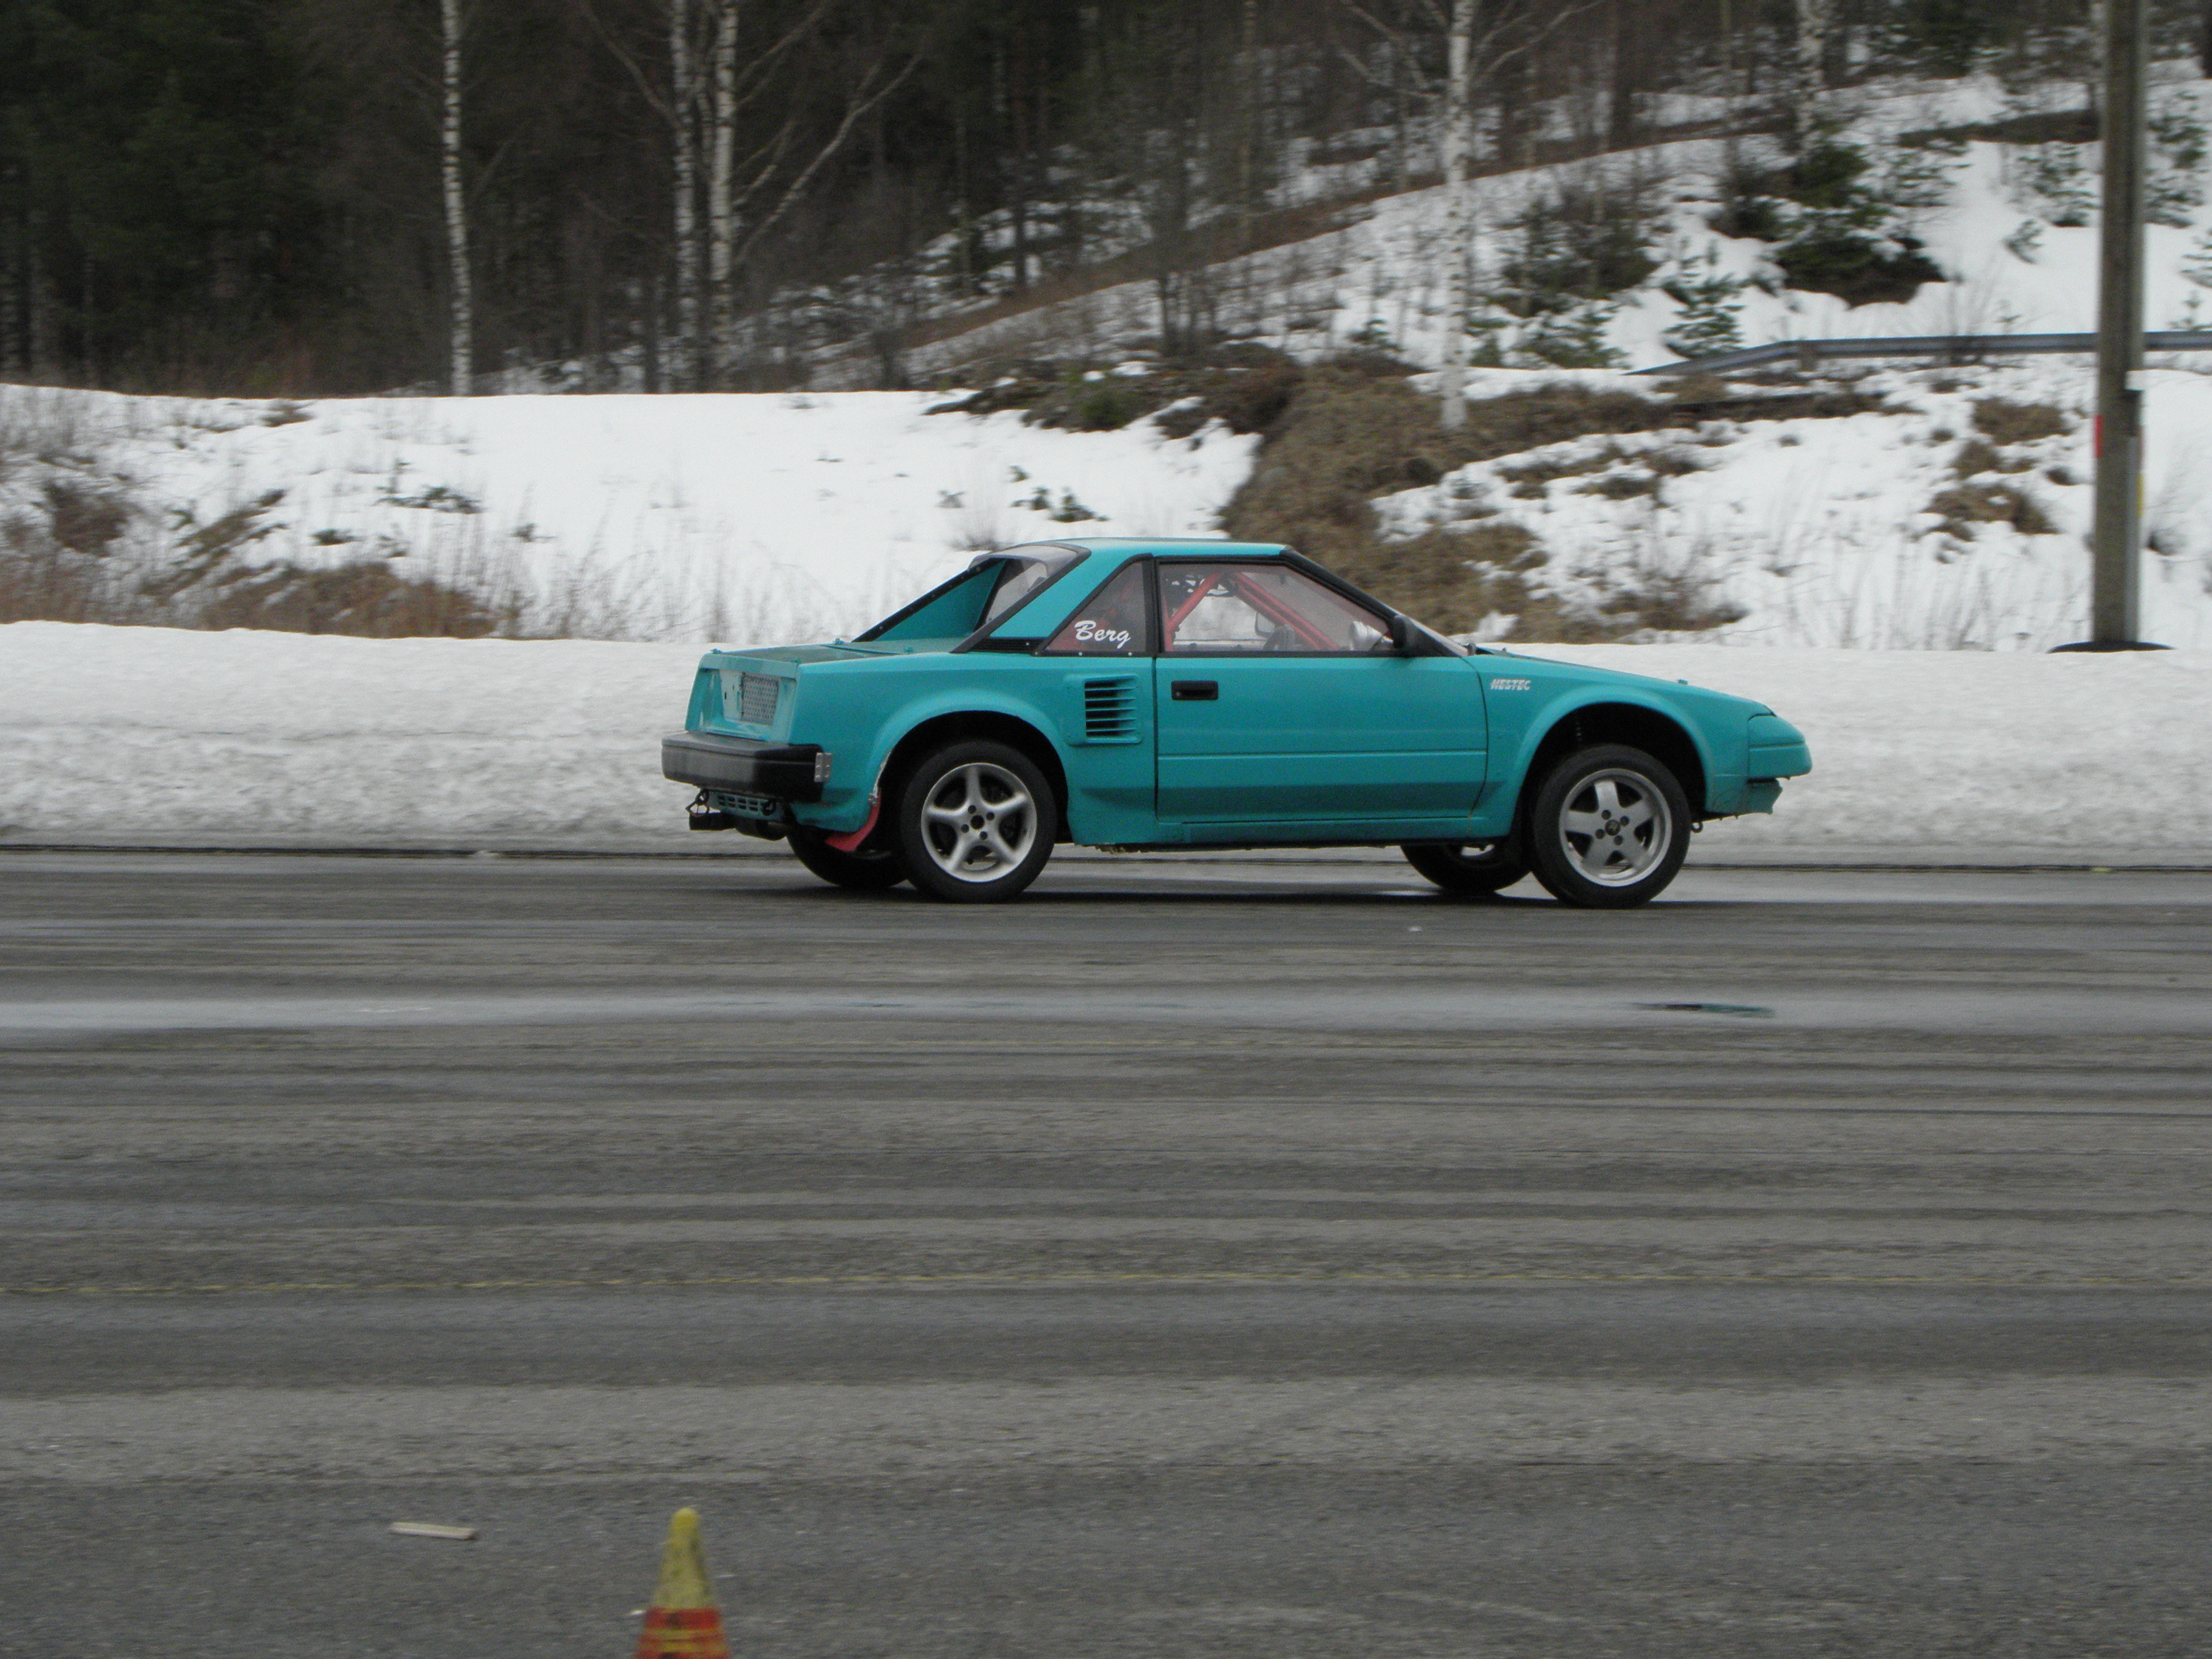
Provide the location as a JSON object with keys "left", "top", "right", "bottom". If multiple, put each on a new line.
{"left": 1151, "top": 559, "right": 1486, "bottom": 829}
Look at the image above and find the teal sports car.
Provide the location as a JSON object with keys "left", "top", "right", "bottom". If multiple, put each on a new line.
{"left": 662, "top": 537, "right": 1810, "bottom": 905}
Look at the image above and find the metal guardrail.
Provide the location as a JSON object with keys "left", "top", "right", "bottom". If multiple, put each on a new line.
{"left": 1637, "top": 330, "right": 2212, "bottom": 376}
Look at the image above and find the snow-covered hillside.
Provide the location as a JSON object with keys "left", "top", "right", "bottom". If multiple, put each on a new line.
{"left": 1385, "top": 360, "right": 2212, "bottom": 651}
{"left": 0, "top": 384, "right": 1255, "bottom": 644}
{"left": 15, "top": 66, "right": 2212, "bottom": 654}
{"left": 898, "top": 70, "right": 2212, "bottom": 377}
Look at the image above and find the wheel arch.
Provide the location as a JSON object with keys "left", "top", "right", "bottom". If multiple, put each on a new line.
{"left": 1517, "top": 700, "right": 1710, "bottom": 826}
{"left": 880, "top": 710, "right": 1074, "bottom": 841}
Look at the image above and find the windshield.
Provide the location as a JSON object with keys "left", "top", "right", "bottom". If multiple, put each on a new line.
{"left": 857, "top": 546, "right": 1086, "bottom": 642}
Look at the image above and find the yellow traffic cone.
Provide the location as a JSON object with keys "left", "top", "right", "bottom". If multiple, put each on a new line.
{"left": 634, "top": 1507, "right": 731, "bottom": 1659}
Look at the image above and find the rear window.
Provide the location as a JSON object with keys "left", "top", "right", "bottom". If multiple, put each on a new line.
{"left": 859, "top": 547, "right": 1085, "bottom": 642}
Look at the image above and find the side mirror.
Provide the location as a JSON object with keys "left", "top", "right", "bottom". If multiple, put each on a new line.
{"left": 1387, "top": 613, "right": 1417, "bottom": 653}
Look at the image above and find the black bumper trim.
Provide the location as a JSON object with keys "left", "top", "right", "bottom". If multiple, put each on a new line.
{"left": 661, "top": 732, "right": 823, "bottom": 802}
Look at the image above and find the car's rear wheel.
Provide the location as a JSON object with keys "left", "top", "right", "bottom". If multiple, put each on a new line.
{"left": 787, "top": 826, "right": 907, "bottom": 890}
{"left": 1401, "top": 841, "right": 1529, "bottom": 895}
{"left": 894, "top": 740, "right": 1056, "bottom": 903}
{"left": 1525, "top": 744, "right": 1690, "bottom": 909}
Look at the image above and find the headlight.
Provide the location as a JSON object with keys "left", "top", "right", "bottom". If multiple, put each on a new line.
{"left": 813, "top": 751, "right": 834, "bottom": 784}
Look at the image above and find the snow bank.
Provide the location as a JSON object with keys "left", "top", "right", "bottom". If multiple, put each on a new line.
{"left": 0, "top": 624, "right": 697, "bottom": 840}
{"left": 1534, "top": 643, "right": 2212, "bottom": 853}
{"left": 5, "top": 623, "right": 2208, "bottom": 855}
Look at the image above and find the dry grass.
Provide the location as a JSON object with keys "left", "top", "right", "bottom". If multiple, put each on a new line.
{"left": 1971, "top": 397, "right": 2074, "bottom": 446}
{"left": 0, "top": 478, "right": 510, "bottom": 636}
{"left": 1928, "top": 481, "right": 2056, "bottom": 538}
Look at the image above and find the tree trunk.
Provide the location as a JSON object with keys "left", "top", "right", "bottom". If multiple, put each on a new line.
{"left": 1607, "top": 0, "right": 1636, "bottom": 153}
{"left": 28, "top": 207, "right": 57, "bottom": 380}
{"left": 708, "top": 0, "right": 738, "bottom": 388}
{"left": 1240, "top": 0, "right": 1260, "bottom": 237}
{"left": 670, "top": 0, "right": 699, "bottom": 389}
{"left": 440, "top": 0, "right": 473, "bottom": 396}
{"left": 997, "top": 41, "right": 1027, "bottom": 293}
{"left": 1439, "top": 0, "right": 1473, "bottom": 432}
{"left": 1793, "top": 0, "right": 1832, "bottom": 129}
{"left": 1390, "top": 34, "right": 1410, "bottom": 196}
{"left": 1, "top": 197, "right": 21, "bottom": 377}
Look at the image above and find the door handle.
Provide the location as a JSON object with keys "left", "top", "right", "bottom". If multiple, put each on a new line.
{"left": 1171, "top": 680, "right": 1219, "bottom": 701}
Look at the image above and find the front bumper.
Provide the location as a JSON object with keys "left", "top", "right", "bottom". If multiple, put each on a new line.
{"left": 661, "top": 731, "right": 825, "bottom": 802}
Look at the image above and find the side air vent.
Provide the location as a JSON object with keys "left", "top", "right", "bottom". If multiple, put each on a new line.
{"left": 1082, "top": 676, "right": 1139, "bottom": 743}
{"left": 738, "top": 672, "right": 781, "bottom": 726}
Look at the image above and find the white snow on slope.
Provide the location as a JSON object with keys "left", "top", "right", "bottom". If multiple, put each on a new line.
{"left": 5, "top": 623, "right": 2207, "bottom": 855}
{"left": 0, "top": 385, "right": 1256, "bottom": 644}
{"left": 1375, "top": 360, "right": 2212, "bottom": 651}
{"left": 901, "top": 70, "right": 2212, "bottom": 379}
{"left": 16, "top": 66, "right": 2212, "bottom": 661}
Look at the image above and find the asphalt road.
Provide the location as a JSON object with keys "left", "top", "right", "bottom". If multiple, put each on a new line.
{"left": 3, "top": 848, "right": 2209, "bottom": 1658}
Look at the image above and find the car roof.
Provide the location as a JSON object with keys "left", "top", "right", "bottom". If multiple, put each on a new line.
{"left": 1013, "top": 537, "right": 1289, "bottom": 571}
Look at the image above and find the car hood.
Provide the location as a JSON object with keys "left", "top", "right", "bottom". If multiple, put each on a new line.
{"left": 1487, "top": 648, "right": 1773, "bottom": 716}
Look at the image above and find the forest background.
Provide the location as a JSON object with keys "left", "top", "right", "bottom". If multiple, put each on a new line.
{"left": 9, "top": 0, "right": 2212, "bottom": 400}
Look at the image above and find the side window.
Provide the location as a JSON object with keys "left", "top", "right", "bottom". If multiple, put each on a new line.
{"left": 1158, "top": 562, "right": 1391, "bottom": 654}
{"left": 1043, "top": 563, "right": 1149, "bottom": 656}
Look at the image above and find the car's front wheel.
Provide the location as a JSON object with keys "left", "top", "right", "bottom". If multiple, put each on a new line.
{"left": 787, "top": 826, "right": 907, "bottom": 890}
{"left": 894, "top": 740, "right": 1056, "bottom": 903}
{"left": 1401, "top": 841, "right": 1530, "bottom": 896}
{"left": 1525, "top": 744, "right": 1690, "bottom": 909}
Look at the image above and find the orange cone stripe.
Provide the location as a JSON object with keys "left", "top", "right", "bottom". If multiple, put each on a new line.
{"left": 636, "top": 1607, "right": 729, "bottom": 1659}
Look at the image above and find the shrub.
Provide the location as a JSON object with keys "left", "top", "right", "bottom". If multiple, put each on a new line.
{"left": 1784, "top": 143, "right": 1876, "bottom": 215}
{"left": 1772, "top": 231, "right": 1943, "bottom": 306}
{"left": 1521, "top": 302, "right": 1626, "bottom": 369}
{"left": 1661, "top": 249, "right": 1748, "bottom": 361}
{"left": 1497, "top": 176, "right": 1659, "bottom": 319}
{"left": 1072, "top": 381, "right": 1144, "bottom": 431}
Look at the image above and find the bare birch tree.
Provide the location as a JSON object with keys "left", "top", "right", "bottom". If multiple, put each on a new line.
{"left": 709, "top": 1, "right": 739, "bottom": 382}
{"left": 669, "top": 0, "right": 701, "bottom": 389}
{"left": 588, "top": 0, "right": 904, "bottom": 387}
{"left": 1341, "top": 0, "right": 1595, "bottom": 427}
{"left": 1793, "top": 0, "right": 1834, "bottom": 135}
{"left": 440, "top": 0, "right": 473, "bottom": 395}
{"left": 1439, "top": 0, "right": 1472, "bottom": 429}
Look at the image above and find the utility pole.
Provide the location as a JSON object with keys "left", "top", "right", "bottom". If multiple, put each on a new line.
{"left": 2085, "top": 0, "right": 2148, "bottom": 646}
{"left": 1438, "top": 0, "right": 1472, "bottom": 432}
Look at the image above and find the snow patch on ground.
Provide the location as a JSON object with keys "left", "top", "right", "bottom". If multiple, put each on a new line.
{"left": 6, "top": 623, "right": 2207, "bottom": 855}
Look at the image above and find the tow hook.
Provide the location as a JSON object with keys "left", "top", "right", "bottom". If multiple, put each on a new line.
{"left": 687, "top": 789, "right": 735, "bottom": 832}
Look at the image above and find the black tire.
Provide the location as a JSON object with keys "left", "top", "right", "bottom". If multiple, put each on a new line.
{"left": 1524, "top": 743, "right": 1690, "bottom": 909}
{"left": 1401, "top": 841, "right": 1530, "bottom": 895}
{"left": 893, "top": 740, "right": 1057, "bottom": 904}
{"left": 787, "top": 825, "right": 907, "bottom": 891}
